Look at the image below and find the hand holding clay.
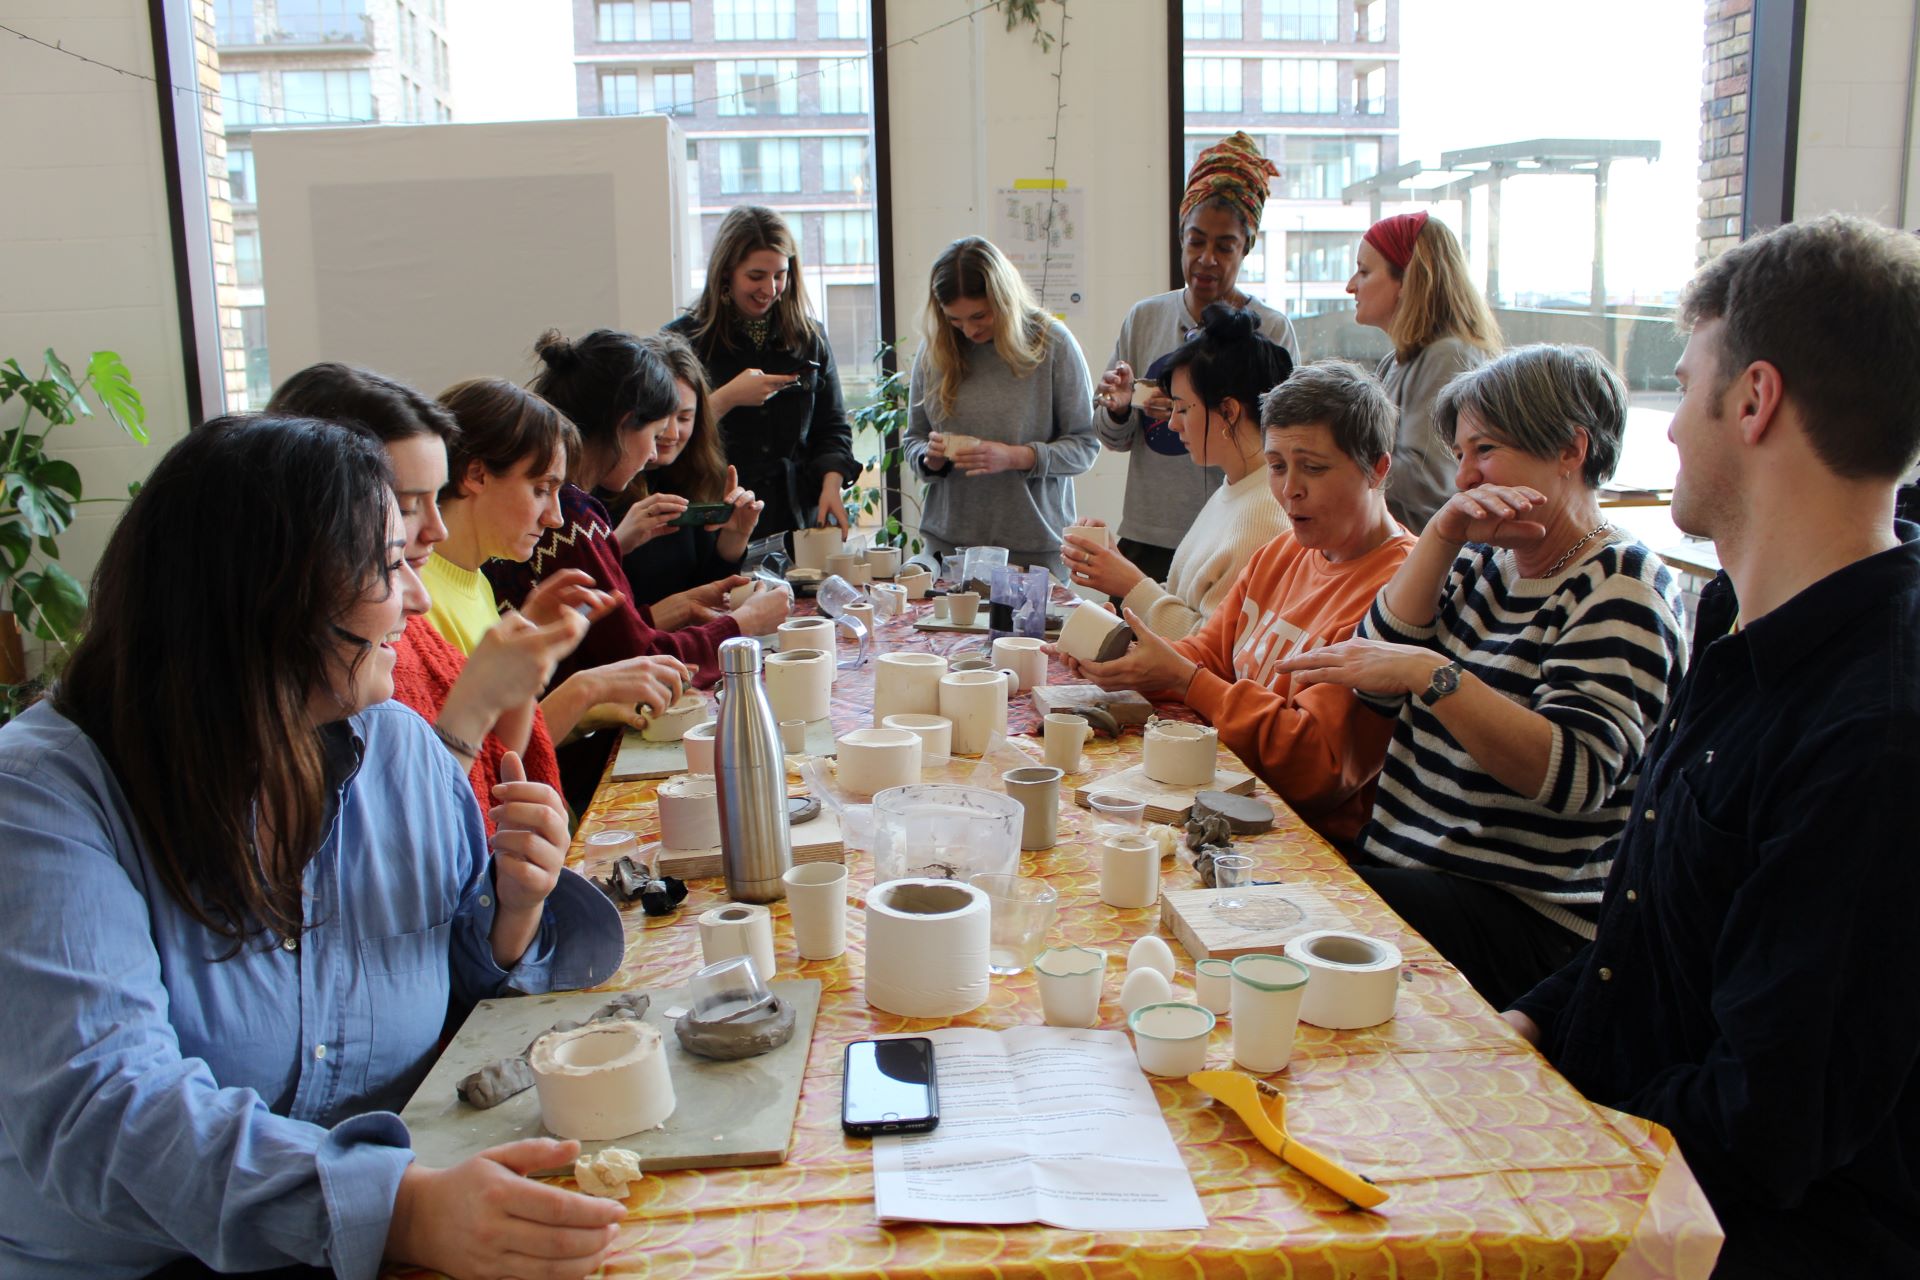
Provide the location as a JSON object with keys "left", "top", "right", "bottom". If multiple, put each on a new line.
{"left": 680, "top": 574, "right": 753, "bottom": 624}
{"left": 520, "top": 568, "right": 620, "bottom": 628}
{"left": 730, "top": 581, "right": 792, "bottom": 636}
{"left": 455, "top": 607, "right": 588, "bottom": 723}
{"left": 1066, "top": 607, "right": 1198, "bottom": 699}
{"left": 384, "top": 1138, "right": 622, "bottom": 1279}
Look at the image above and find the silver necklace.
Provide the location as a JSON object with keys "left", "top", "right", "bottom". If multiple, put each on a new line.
{"left": 1541, "top": 521, "right": 1612, "bottom": 577}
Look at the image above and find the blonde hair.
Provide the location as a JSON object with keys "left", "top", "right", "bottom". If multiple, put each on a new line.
{"left": 683, "top": 205, "right": 821, "bottom": 356}
{"left": 920, "top": 236, "right": 1051, "bottom": 421}
{"left": 1386, "top": 219, "right": 1502, "bottom": 361}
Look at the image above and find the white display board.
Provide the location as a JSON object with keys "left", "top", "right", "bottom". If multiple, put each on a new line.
{"left": 253, "top": 116, "right": 688, "bottom": 394}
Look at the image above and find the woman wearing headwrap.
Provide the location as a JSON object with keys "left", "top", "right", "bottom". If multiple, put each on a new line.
{"left": 1095, "top": 132, "right": 1299, "bottom": 586}
{"left": 1347, "top": 211, "right": 1502, "bottom": 530}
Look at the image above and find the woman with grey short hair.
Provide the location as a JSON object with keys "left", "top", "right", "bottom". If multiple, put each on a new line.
{"left": 1277, "top": 343, "right": 1689, "bottom": 1008}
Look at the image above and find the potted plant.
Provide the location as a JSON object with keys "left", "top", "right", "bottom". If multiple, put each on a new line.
{"left": 844, "top": 344, "right": 920, "bottom": 555}
{"left": 1, "top": 349, "right": 146, "bottom": 712}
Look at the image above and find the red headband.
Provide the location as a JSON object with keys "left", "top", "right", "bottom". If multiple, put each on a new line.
{"left": 1363, "top": 211, "right": 1430, "bottom": 272}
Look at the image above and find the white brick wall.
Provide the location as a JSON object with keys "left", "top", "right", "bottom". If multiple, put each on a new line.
{"left": 0, "top": 0, "right": 192, "bottom": 664}
{"left": 1794, "top": 0, "right": 1919, "bottom": 225}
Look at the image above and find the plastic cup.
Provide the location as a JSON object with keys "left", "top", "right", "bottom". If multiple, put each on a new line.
{"left": 968, "top": 872, "right": 1058, "bottom": 975}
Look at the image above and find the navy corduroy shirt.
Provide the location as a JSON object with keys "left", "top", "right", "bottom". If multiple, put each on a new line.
{"left": 1514, "top": 525, "right": 1920, "bottom": 1276}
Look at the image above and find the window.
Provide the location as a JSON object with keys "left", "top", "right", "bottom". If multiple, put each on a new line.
{"left": 1285, "top": 231, "right": 1357, "bottom": 282}
{"left": 1183, "top": 58, "right": 1242, "bottom": 113}
{"left": 1262, "top": 59, "right": 1339, "bottom": 113}
{"left": 651, "top": 0, "right": 691, "bottom": 40}
{"left": 1240, "top": 232, "right": 1267, "bottom": 284}
{"left": 818, "top": 0, "right": 867, "bottom": 39}
{"left": 1270, "top": 135, "right": 1379, "bottom": 199}
{"left": 717, "top": 138, "right": 801, "bottom": 194}
{"left": 281, "top": 69, "right": 374, "bottom": 123}
{"left": 821, "top": 136, "right": 869, "bottom": 193}
{"left": 717, "top": 60, "right": 799, "bottom": 116}
{"left": 1358, "top": 65, "right": 1387, "bottom": 114}
{"left": 1356, "top": 0, "right": 1386, "bottom": 42}
{"left": 825, "top": 283, "right": 880, "bottom": 389}
{"left": 652, "top": 68, "right": 694, "bottom": 115}
{"left": 1183, "top": 0, "right": 1241, "bottom": 40}
{"left": 235, "top": 230, "right": 263, "bottom": 287}
{"left": 240, "top": 306, "right": 271, "bottom": 409}
{"left": 1263, "top": 0, "right": 1337, "bottom": 40}
{"left": 226, "top": 145, "right": 255, "bottom": 204}
{"left": 215, "top": 0, "right": 255, "bottom": 44}
{"left": 278, "top": 0, "right": 366, "bottom": 42}
{"left": 595, "top": 0, "right": 635, "bottom": 41}
{"left": 599, "top": 70, "right": 641, "bottom": 116}
{"left": 220, "top": 72, "right": 264, "bottom": 127}
{"left": 818, "top": 57, "right": 868, "bottom": 114}
{"left": 714, "top": 0, "right": 794, "bottom": 40}
{"left": 821, "top": 211, "right": 873, "bottom": 265}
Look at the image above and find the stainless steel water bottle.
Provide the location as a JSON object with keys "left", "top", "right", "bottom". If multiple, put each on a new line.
{"left": 714, "top": 636, "right": 792, "bottom": 902}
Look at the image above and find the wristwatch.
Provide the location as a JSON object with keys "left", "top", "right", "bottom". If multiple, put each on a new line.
{"left": 1419, "top": 660, "right": 1463, "bottom": 707}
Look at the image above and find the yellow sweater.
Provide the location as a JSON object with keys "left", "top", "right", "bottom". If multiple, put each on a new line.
{"left": 421, "top": 554, "right": 499, "bottom": 656}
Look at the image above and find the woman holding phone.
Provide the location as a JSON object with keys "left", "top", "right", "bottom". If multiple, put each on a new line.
{"left": 665, "top": 205, "right": 858, "bottom": 542}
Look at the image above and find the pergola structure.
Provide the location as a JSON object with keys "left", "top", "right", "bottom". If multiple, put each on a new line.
{"left": 1342, "top": 138, "right": 1662, "bottom": 313}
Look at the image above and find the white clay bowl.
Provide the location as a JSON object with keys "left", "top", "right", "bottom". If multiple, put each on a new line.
{"left": 1129, "top": 1001, "right": 1217, "bottom": 1076}
{"left": 835, "top": 727, "right": 924, "bottom": 797}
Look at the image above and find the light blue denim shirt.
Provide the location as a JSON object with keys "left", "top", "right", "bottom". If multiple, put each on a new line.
{"left": 0, "top": 698, "right": 626, "bottom": 1279}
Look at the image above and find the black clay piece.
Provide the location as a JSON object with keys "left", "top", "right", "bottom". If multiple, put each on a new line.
{"left": 639, "top": 876, "right": 688, "bottom": 917}
{"left": 1093, "top": 624, "right": 1136, "bottom": 664}
{"left": 788, "top": 795, "right": 822, "bottom": 825}
{"left": 674, "top": 995, "right": 798, "bottom": 1060}
{"left": 456, "top": 1055, "right": 535, "bottom": 1109}
{"left": 598, "top": 855, "right": 651, "bottom": 903}
{"left": 1192, "top": 791, "right": 1276, "bottom": 834}
{"left": 1184, "top": 812, "right": 1233, "bottom": 852}
{"left": 1056, "top": 706, "right": 1120, "bottom": 738}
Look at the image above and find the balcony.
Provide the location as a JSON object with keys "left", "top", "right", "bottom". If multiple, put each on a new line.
{"left": 218, "top": 12, "right": 375, "bottom": 54}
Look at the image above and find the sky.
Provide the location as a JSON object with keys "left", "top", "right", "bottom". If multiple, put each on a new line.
{"left": 447, "top": 0, "right": 579, "bottom": 122}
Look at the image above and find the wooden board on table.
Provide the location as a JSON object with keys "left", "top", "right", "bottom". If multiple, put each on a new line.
{"left": 612, "top": 718, "right": 838, "bottom": 781}
{"left": 1161, "top": 883, "right": 1353, "bottom": 963}
{"left": 1031, "top": 684, "right": 1156, "bottom": 728}
{"left": 1073, "top": 761, "right": 1255, "bottom": 824}
{"left": 655, "top": 808, "right": 845, "bottom": 880}
{"left": 400, "top": 980, "right": 820, "bottom": 1174}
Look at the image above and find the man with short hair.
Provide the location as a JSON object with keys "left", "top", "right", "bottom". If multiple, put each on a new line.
{"left": 1505, "top": 214, "right": 1920, "bottom": 1274}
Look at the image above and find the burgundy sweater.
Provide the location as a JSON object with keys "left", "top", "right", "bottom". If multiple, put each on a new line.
{"left": 485, "top": 483, "right": 739, "bottom": 689}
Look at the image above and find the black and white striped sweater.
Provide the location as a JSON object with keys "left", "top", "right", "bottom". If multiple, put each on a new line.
{"left": 1356, "top": 538, "right": 1688, "bottom": 938}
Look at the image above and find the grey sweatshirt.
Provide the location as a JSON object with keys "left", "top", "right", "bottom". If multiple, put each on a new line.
{"left": 1376, "top": 336, "right": 1489, "bottom": 532}
{"left": 1097, "top": 290, "right": 1299, "bottom": 550}
{"left": 904, "top": 319, "right": 1097, "bottom": 555}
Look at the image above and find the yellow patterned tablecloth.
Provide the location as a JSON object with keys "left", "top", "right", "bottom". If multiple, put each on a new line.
{"left": 409, "top": 607, "right": 1723, "bottom": 1278}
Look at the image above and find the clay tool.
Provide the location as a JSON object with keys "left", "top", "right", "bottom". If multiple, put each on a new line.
{"left": 1189, "top": 1070, "right": 1388, "bottom": 1210}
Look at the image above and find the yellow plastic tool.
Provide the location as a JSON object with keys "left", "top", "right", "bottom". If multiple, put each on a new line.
{"left": 1189, "top": 1070, "right": 1389, "bottom": 1210}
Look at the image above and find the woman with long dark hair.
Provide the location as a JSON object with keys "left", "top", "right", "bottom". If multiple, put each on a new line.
{"left": 0, "top": 416, "right": 625, "bottom": 1278}
{"left": 665, "top": 205, "right": 859, "bottom": 541}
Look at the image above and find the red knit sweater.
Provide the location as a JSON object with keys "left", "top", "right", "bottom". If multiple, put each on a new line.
{"left": 485, "top": 483, "right": 739, "bottom": 689}
{"left": 389, "top": 614, "right": 563, "bottom": 834}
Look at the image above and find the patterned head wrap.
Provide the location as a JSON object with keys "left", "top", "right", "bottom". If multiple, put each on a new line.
{"left": 1179, "top": 132, "right": 1278, "bottom": 240}
{"left": 1362, "top": 211, "right": 1431, "bottom": 272}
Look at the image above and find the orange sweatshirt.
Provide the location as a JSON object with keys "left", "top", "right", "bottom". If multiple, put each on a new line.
{"left": 1174, "top": 527, "right": 1416, "bottom": 848}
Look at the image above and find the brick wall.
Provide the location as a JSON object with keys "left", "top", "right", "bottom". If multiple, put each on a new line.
{"left": 194, "top": 0, "right": 248, "bottom": 411}
{"left": 1697, "top": 0, "right": 1751, "bottom": 262}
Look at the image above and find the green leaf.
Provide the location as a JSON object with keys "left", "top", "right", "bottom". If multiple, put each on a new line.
{"left": 127, "top": 479, "right": 143, "bottom": 498}
{"left": 16, "top": 562, "right": 86, "bottom": 642}
{"left": 7, "top": 477, "right": 61, "bottom": 538}
{"left": 42, "top": 349, "right": 84, "bottom": 413}
{"left": 87, "top": 351, "right": 146, "bottom": 443}
{"left": 32, "top": 459, "right": 81, "bottom": 499}
{"left": 36, "top": 535, "right": 58, "bottom": 559}
{"left": 0, "top": 521, "right": 29, "bottom": 572}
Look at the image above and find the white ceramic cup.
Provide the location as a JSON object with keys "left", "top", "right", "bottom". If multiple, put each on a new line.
{"left": 881, "top": 713, "right": 953, "bottom": 759}
{"left": 874, "top": 651, "right": 949, "bottom": 723}
{"left": 792, "top": 526, "right": 844, "bottom": 572}
{"left": 1001, "top": 764, "right": 1063, "bottom": 851}
{"left": 777, "top": 616, "right": 836, "bottom": 653}
{"left": 727, "top": 581, "right": 758, "bottom": 609}
{"left": 682, "top": 720, "right": 718, "bottom": 774}
{"left": 836, "top": 727, "right": 923, "bottom": 797}
{"left": 993, "top": 636, "right": 1048, "bottom": 693}
{"left": 1042, "top": 712, "right": 1090, "bottom": 773}
{"left": 897, "top": 566, "right": 932, "bottom": 599}
{"left": 931, "top": 594, "right": 951, "bottom": 621}
{"left": 1034, "top": 945, "right": 1106, "bottom": 1028}
{"left": 1099, "top": 832, "right": 1161, "bottom": 909}
{"left": 782, "top": 861, "right": 849, "bottom": 960}
{"left": 764, "top": 647, "right": 833, "bottom": 723}
{"left": 1229, "top": 953, "right": 1311, "bottom": 1074}
{"left": 864, "top": 546, "right": 902, "bottom": 577}
{"left": 779, "top": 719, "right": 808, "bottom": 754}
{"left": 871, "top": 582, "right": 908, "bottom": 618}
{"left": 1195, "top": 957, "right": 1234, "bottom": 1015}
{"left": 825, "top": 551, "right": 863, "bottom": 582}
{"left": 1130, "top": 1001, "right": 1216, "bottom": 1076}
{"left": 1142, "top": 721, "right": 1220, "bottom": 787}
{"left": 1066, "top": 521, "right": 1112, "bottom": 550}
{"left": 1056, "top": 602, "right": 1131, "bottom": 664}
{"left": 939, "top": 669, "right": 1009, "bottom": 755}
{"left": 844, "top": 602, "right": 876, "bottom": 637}
{"left": 946, "top": 590, "right": 981, "bottom": 627}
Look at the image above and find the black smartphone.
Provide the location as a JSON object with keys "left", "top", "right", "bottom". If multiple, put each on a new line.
{"left": 841, "top": 1036, "right": 940, "bottom": 1137}
{"left": 770, "top": 358, "right": 822, "bottom": 395}
{"left": 668, "top": 501, "right": 736, "bottom": 528}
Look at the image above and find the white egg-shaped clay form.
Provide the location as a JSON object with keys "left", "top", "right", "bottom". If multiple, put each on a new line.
{"left": 1128, "top": 934, "right": 1177, "bottom": 982}
{"left": 1119, "top": 966, "right": 1174, "bottom": 1016}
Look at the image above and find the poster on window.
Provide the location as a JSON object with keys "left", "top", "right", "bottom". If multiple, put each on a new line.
{"left": 994, "top": 182, "right": 1086, "bottom": 319}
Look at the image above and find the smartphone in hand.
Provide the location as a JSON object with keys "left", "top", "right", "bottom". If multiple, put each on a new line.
{"left": 668, "top": 501, "right": 737, "bottom": 528}
{"left": 841, "top": 1036, "right": 940, "bottom": 1136}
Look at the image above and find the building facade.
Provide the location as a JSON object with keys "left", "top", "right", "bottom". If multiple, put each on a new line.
{"left": 571, "top": 0, "right": 881, "bottom": 393}
{"left": 1181, "top": 0, "right": 1400, "bottom": 319}
{"left": 214, "top": 0, "right": 454, "bottom": 407}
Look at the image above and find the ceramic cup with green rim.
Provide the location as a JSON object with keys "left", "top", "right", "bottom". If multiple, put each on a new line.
{"left": 1228, "top": 953, "right": 1311, "bottom": 1073}
{"left": 1128, "top": 1001, "right": 1216, "bottom": 1076}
